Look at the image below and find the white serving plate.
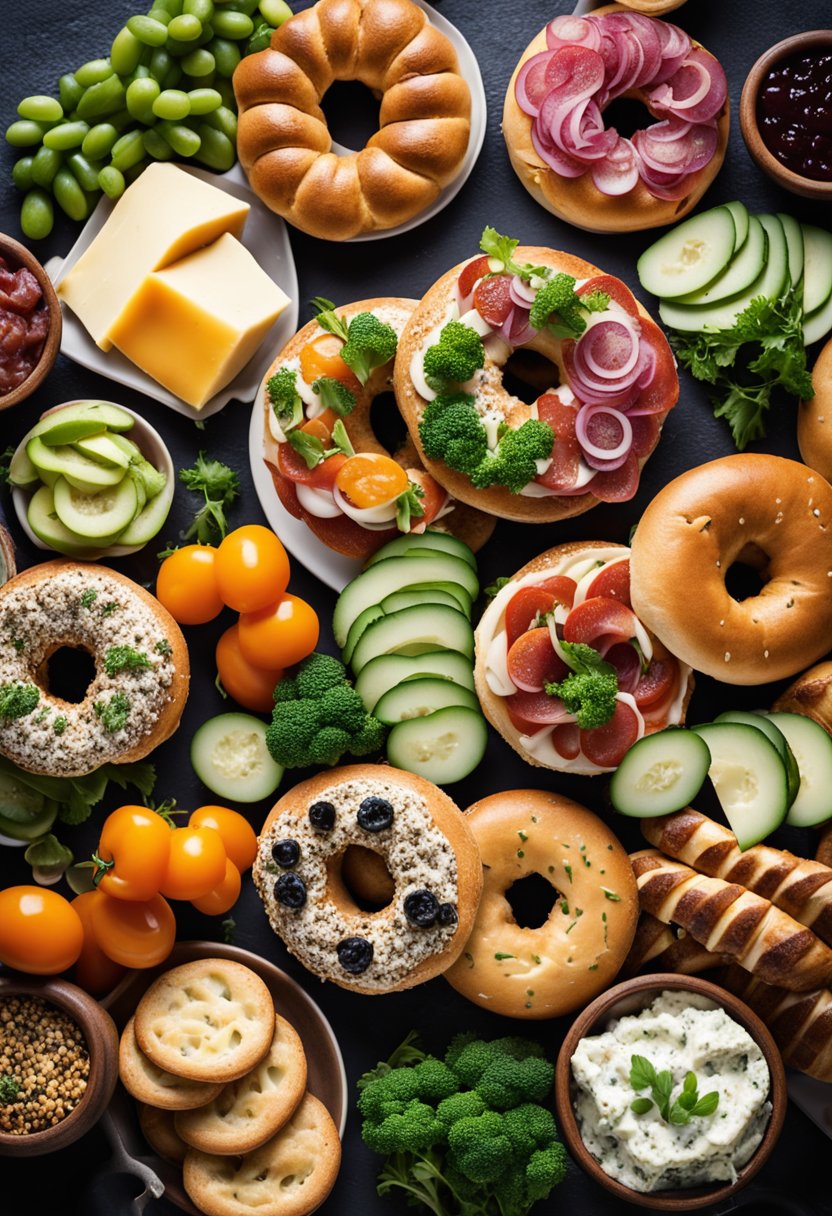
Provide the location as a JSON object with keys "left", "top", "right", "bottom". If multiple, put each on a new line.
{"left": 47, "top": 164, "right": 299, "bottom": 421}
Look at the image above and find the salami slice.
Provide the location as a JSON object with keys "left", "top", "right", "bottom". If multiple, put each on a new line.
{"left": 563, "top": 595, "right": 637, "bottom": 647}
{"left": 630, "top": 412, "right": 661, "bottom": 458}
{"left": 536, "top": 574, "right": 577, "bottom": 608}
{"left": 628, "top": 315, "right": 679, "bottom": 416}
{"left": 535, "top": 391, "right": 581, "bottom": 490}
{"left": 504, "top": 688, "right": 573, "bottom": 726}
{"left": 635, "top": 655, "right": 679, "bottom": 709}
{"left": 505, "top": 588, "right": 559, "bottom": 648}
{"left": 552, "top": 722, "right": 581, "bottom": 759}
{"left": 584, "top": 559, "right": 631, "bottom": 606}
{"left": 580, "top": 698, "right": 640, "bottom": 767}
{"left": 584, "top": 449, "right": 640, "bottom": 502}
{"left": 506, "top": 627, "right": 568, "bottom": 692}
{"left": 604, "top": 642, "right": 641, "bottom": 693}
{"left": 474, "top": 274, "right": 515, "bottom": 328}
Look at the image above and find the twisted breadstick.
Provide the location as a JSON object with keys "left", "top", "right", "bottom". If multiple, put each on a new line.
{"left": 642, "top": 809, "right": 832, "bottom": 946}
{"left": 721, "top": 966, "right": 832, "bottom": 1083}
{"left": 622, "top": 913, "right": 725, "bottom": 978}
{"left": 818, "top": 824, "right": 832, "bottom": 870}
{"left": 631, "top": 849, "right": 832, "bottom": 992}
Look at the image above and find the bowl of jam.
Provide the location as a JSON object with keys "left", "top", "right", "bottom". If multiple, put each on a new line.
{"left": 740, "top": 31, "right": 832, "bottom": 200}
{"left": 0, "top": 232, "right": 61, "bottom": 412}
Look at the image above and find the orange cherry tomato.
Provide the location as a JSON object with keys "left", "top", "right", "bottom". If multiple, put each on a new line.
{"left": 159, "top": 826, "right": 227, "bottom": 902}
{"left": 215, "top": 526, "right": 290, "bottom": 614}
{"left": 156, "top": 545, "right": 224, "bottom": 625}
{"left": 300, "top": 410, "right": 335, "bottom": 443}
{"left": 299, "top": 334, "right": 361, "bottom": 391}
{"left": 190, "top": 805, "right": 258, "bottom": 872}
{"left": 237, "top": 594, "right": 320, "bottom": 669}
{"left": 71, "top": 891, "right": 127, "bottom": 995}
{"left": 93, "top": 805, "right": 173, "bottom": 902}
{"left": 91, "top": 891, "right": 176, "bottom": 969}
{"left": 0, "top": 886, "right": 84, "bottom": 975}
{"left": 216, "top": 624, "right": 283, "bottom": 713}
{"left": 191, "top": 859, "right": 242, "bottom": 916}
{"left": 405, "top": 469, "right": 447, "bottom": 530}
{"left": 335, "top": 453, "right": 409, "bottom": 508}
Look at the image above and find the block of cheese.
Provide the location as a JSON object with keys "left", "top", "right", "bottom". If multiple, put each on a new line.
{"left": 58, "top": 163, "right": 250, "bottom": 351}
{"left": 108, "top": 233, "right": 290, "bottom": 409}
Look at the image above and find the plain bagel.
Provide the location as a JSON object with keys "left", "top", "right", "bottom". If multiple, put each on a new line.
{"left": 502, "top": 5, "right": 729, "bottom": 234}
{"left": 234, "top": 0, "right": 471, "bottom": 240}
{"left": 444, "top": 789, "right": 638, "bottom": 1018}
{"left": 798, "top": 337, "right": 832, "bottom": 483}
{"left": 630, "top": 454, "right": 832, "bottom": 684}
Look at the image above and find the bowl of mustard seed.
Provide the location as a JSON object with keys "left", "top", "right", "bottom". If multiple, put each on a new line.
{"left": 0, "top": 974, "right": 118, "bottom": 1155}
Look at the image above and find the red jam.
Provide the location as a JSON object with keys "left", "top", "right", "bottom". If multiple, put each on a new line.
{"left": 0, "top": 255, "right": 48, "bottom": 396}
{"left": 756, "top": 48, "right": 832, "bottom": 182}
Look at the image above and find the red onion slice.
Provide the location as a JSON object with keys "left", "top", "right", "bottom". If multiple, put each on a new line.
{"left": 575, "top": 402, "right": 634, "bottom": 462}
{"left": 583, "top": 448, "right": 633, "bottom": 472}
{"left": 546, "top": 14, "right": 601, "bottom": 52}
{"left": 515, "top": 50, "right": 557, "bottom": 118}
{"left": 578, "top": 319, "right": 640, "bottom": 379}
{"left": 531, "top": 120, "right": 587, "bottom": 176}
{"left": 590, "top": 136, "right": 640, "bottom": 196}
{"left": 509, "top": 275, "right": 537, "bottom": 308}
{"left": 650, "top": 58, "right": 712, "bottom": 111}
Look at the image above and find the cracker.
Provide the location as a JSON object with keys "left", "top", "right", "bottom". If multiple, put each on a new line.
{"left": 135, "top": 959, "right": 275, "bottom": 1083}
{"left": 138, "top": 1102, "right": 189, "bottom": 1165}
{"left": 176, "top": 1014, "right": 307, "bottom": 1155}
{"left": 183, "top": 1093, "right": 341, "bottom": 1216}
{"left": 119, "top": 1017, "right": 223, "bottom": 1110}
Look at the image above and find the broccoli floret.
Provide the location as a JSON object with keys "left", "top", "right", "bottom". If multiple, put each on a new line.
{"left": 340, "top": 312, "right": 398, "bottom": 385}
{"left": 362, "top": 1100, "right": 443, "bottom": 1155}
{"left": 423, "top": 320, "right": 485, "bottom": 392}
{"left": 526, "top": 1144, "right": 568, "bottom": 1199}
{"left": 412, "top": 1058, "right": 459, "bottom": 1103}
{"left": 265, "top": 652, "right": 386, "bottom": 769}
{"left": 446, "top": 1035, "right": 544, "bottom": 1089}
{"left": 267, "top": 366, "right": 303, "bottom": 432}
{"left": 447, "top": 1111, "right": 511, "bottom": 1184}
{"left": 502, "top": 1103, "right": 557, "bottom": 1156}
{"left": 470, "top": 419, "right": 554, "bottom": 494}
{"left": 312, "top": 376, "right": 356, "bottom": 416}
{"left": 0, "top": 683, "right": 39, "bottom": 720}
{"left": 529, "top": 272, "right": 590, "bottom": 338}
{"left": 544, "top": 641, "right": 619, "bottom": 730}
{"left": 419, "top": 393, "right": 489, "bottom": 475}
{"left": 476, "top": 1055, "right": 554, "bottom": 1111}
{"left": 436, "top": 1090, "right": 486, "bottom": 1130}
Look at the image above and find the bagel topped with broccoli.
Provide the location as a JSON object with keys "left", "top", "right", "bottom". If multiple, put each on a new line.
{"left": 394, "top": 228, "right": 678, "bottom": 522}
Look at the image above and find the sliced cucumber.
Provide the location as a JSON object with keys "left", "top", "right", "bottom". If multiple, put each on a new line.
{"left": 27, "top": 437, "right": 127, "bottom": 489}
{"left": 386, "top": 705, "right": 487, "bottom": 784}
{"left": 366, "top": 530, "right": 477, "bottom": 570}
{"left": 725, "top": 201, "right": 750, "bottom": 251}
{"left": 355, "top": 651, "right": 476, "bottom": 713}
{"left": 343, "top": 604, "right": 385, "bottom": 668}
{"left": 637, "top": 205, "right": 736, "bottom": 299}
{"left": 108, "top": 433, "right": 144, "bottom": 462}
{"left": 53, "top": 475, "right": 138, "bottom": 540}
{"left": 381, "top": 588, "right": 470, "bottom": 618}
{"left": 692, "top": 722, "right": 788, "bottom": 849}
{"left": 375, "top": 677, "right": 479, "bottom": 725}
{"left": 351, "top": 604, "right": 474, "bottom": 675}
{"left": 757, "top": 214, "right": 791, "bottom": 297}
{"left": 116, "top": 475, "right": 173, "bottom": 546}
{"left": 801, "top": 224, "right": 832, "bottom": 315}
{"left": 715, "top": 711, "right": 800, "bottom": 808}
{"left": 32, "top": 401, "right": 134, "bottom": 446}
{"left": 333, "top": 553, "right": 479, "bottom": 648}
{"left": 27, "top": 485, "right": 100, "bottom": 555}
{"left": 803, "top": 290, "right": 832, "bottom": 347}
{"left": 778, "top": 212, "right": 804, "bottom": 287}
{"left": 401, "top": 580, "right": 473, "bottom": 616}
{"left": 609, "top": 727, "right": 711, "bottom": 818}
{"left": 0, "top": 774, "right": 57, "bottom": 842}
{"left": 677, "top": 216, "right": 766, "bottom": 306}
{"left": 74, "top": 433, "right": 131, "bottom": 468}
{"left": 766, "top": 712, "right": 832, "bottom": 828}
{"left": 9, "top": 440, "right": 39, "bottom": 488}
{"left": 191, "top": 713, "right": 283, "bottom": 803}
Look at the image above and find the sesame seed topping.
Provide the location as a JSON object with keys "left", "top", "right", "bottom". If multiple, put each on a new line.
{"left": 724, "top": 652, "right": 731, "bottom": 661}
{"left": 764, "top": 650, "right": 769, "bottom": 658}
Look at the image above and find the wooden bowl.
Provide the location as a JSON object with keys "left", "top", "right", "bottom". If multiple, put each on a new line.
{"left": 0, "top": 973, "right": 118, "bottom": 1157}
{"left": 0, "top": 232, "right": 61, "bottom": 411}
{"left": 554, "top": 973, "right": 786, "bottom": 1211}
{"left": 740, "top": 31, "right": 832, "bottom": 201}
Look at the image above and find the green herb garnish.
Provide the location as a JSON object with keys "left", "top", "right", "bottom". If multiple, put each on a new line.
{"left": 178, "top": 451, "right": 240, "bottom": 546}
{"left": 94, "top": 692, "right": 131, "bottom": 733}
{"left": 0, "top": 683, "right": 39, "bottom": 720}
{"left": 104, "top": 646, "right": 151, "bottom": 676}
{"left": 629, "top": 1055, "right": 719, "bottom": 1124}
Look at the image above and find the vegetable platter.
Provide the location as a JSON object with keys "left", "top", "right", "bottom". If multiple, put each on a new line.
{"left": 1, "top": 0, "right": 831, "bottom": 1215}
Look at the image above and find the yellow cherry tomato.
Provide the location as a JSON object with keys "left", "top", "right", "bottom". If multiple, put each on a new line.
{"left": 0, "top": 887, "right": 84, "bottom": 975}
{"left": 335, "top": 453, "right": 409, "bottom": 508}
{"left": 91, "top": 891, "right": 176, "bottom": 969}
{"left": 215, "top": 624, "right": 284, "bottom": 713}
{"left": 191, "top": 859, "right": 241, "bottom": 916}
{"left": 190, "top": 805, "right": 258, "bottom": 872}
{"left": 215, "top": 525, "right": 290, "bottom": 613}
{"left": 93, "top": 805, "right": 173, "bottom": 902}
{"left": 237, "top": 594, "right": 320, "bottom": 669}
{"left": 156, "top": 545, "right": 224, "bottom": 625}
{"left": 71, "top": 891, "right": 127, "bottom": 996}
{"left": 159, "top": 826, "right": 227, "bottom": 902}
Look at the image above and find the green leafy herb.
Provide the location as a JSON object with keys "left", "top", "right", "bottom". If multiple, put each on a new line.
{"left": 484, "top": 576, "right": 511, "bottom": 601}
{"left": 267, "top": 365, "right": 303, "bottom": 432}
{"left": 24, "top": 834, "right": 73, "bottom": 884}
{"left": 629, "top": 1055, "right": 719, "bottom": 1125}
{"left": 330, "top": 419, "right": 354, "bottom": 457}
{"left": 312, "top": 376, "right": 357, "bottom": 416}
{"left": 395, "top": 483, "right": 425, "bottom": 532}
{"left": 10, "top": 639, "right": 24, "bottom": 652}
{"left": 155, "top": 640, "right": 172, "bottom": 657}
{"left": 0, "top": 1075, "right": 20, "bottom": 1104}
{"left": 104, "top": 646, "right": 151, "bottom": 676}
{"left": 287, "top": 420, "right": 354, "bottom": 469}
{"left": 221, "top": 916, "right": 237, "bottom": 945}
{"left": 0, "top": 683, "right": 39, "bottom": 720}
{"left": 53, "top": 716, "right": 67, "bottom": 736}
{"left": 311, "top": 296, "right": 350, "bottom": 343}
{"left": 94, "top": 691, "right": 131, "bottom": 733}
{"left": 101, "top": 602, "right": 119, "bottom": 617}
{"left": 178, "top": 452, "right": 240, "bottom": 545}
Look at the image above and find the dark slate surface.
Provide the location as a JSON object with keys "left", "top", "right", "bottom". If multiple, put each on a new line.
{"left": 1, "top": 1, "right": 830, "bottom": 1213}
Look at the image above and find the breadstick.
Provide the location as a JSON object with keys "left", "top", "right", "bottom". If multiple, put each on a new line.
{"left": 623, "top": 913, "right": 724, "bottom": 978}
{"left": 721, "top": 966, "right": 832, "bottom": 1084}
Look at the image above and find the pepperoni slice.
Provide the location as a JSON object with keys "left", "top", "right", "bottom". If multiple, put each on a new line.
{"left": 473, "top": 274, "right": 514, "bottom": 327}
{"left": 585, "top": 449, "right": 640, "bottom": 502}
{"left": 577, "top": 274, "right": 640, "bottom": 318}
{"left": 552, "top": 723, "right": 581, "bottom": 760}
{"left": 584, "top": 559, "right": 631, "bottom": 606}
{"left": 535, "top": 392, "right": 581, "bottom": 490}
{"left": 506, "top": 627, "right": 568, "bottom": 692}
{"left": 635, "top": 656, "right": 679, "bottom": 709}
{"left": 308, "top": 453, "right": 347, "bottom": 490}
{"left": 536, "top": 574, "right": 577, "bottom": 607}
{"left": 504, "top": 688, "right": 572, "bottom": 726}
{"left": 604, "top": 642, "right": 641, "bottom": 693}
{"left": 580, "top": 699, "right": 640, "bottom": 768}
{"left": 629, "top": 316, "right": 679, "bottom": 416}
{"left": 505, "top": 589, "right": 558, "bottom": 648}
{"left": 630, "top": 412, "right": 661, "bottom": 458}
{"left": 563, "top": 595, "right": 637, "bottom": 647}
{"left": 277, "top": 442, "right": 318, "bottom": 485}
{"left": 458, "top": 255, "right": 492, "bottom": 302}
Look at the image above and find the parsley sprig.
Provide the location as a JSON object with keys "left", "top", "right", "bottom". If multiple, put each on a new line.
{"left": 178, "top": 452, "right": 240, "bottom": 546}
{"left": 629, "top": 1055, "right": 719, "bottom": 1124}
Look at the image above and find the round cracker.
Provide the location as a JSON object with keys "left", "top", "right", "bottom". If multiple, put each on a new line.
{"left": 119, "top": 1016, "right": 224, "bottom": 1110}
{"left": 138, "top": 1102, "right": 190, "bottom": 1165}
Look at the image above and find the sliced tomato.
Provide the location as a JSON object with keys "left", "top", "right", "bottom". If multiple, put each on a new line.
{"left": 535, "top": 392, "right": 581, "bottom": 491}
{"left": 458, "top": 255, "right": 492, "bottom": 301}
{"left": 563, "top": 595, "right": 637, "bottom": 647}
{"left": 604, "top": 642, "right": 641, "bottom": 693}
{"left": 504, "top": 688, "right": 572, "bottom": 726}
{"left": 635, "top": 656, "right": 679, "bottom": 709}
{"left": 536, "top": 575, "right": 576, "bottom": 607}
{"left": 630, "top": 316, "right": 679, "bottom": 416}
{"left": 630, "top": 412, "right": 662, "bottom": 458}
{"left": 505, "top": 589, "right": 557, "bottom": 648}
{"left": 406, "top": 468, "right": 447, "bottom": 530}
{"left": 299, "top": 333, "right": 361, "bottom": 392}
{"left": 552, "top": 723, "right": 581, "bottom": 760}
{"left": 473, "top": 274, "right": 514, "bottom": 327}
{"left": 577, "top": 274, "right": 640, "bottom": 318}
{"left": 586, "top": 449, "right": 641, "bottom": 502}
{"left": 309, "top": 453, "right": 347, "bottom": 490}
{"left": 584, "top": 559, "right": 631, "bottom": 606}
{"left": 277, "top": 441, "right": 318, "bottom": 484}
{"left": 580, "top": 699, "right": 640, "bottom": 768}
{"left": 506, "top": 627, "right": 568, "bottom": 692}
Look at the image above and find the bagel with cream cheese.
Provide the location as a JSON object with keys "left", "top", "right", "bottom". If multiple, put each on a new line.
{"left": 394, "top": 239, "right": 678, "bottom": 523}
{"left": 503, "top": 6, "right": 729, "bottom": 234}
{"left": 798, "top": 337, "right": 832, "bottom": 483}
{"left": 630, "top": 454, "right": 832, "bottom": 684}
{"left": 261, "top": 296, "right": 494, "bottom": 559}
{"left": 474, "top": 542, "right": 693, "bottom": 775}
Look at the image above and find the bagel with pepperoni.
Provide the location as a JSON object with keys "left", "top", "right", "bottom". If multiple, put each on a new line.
{"left": 394, "top": 231, "right": 678, "bottom": 523}
{"left": 474, "top": 542, "right": 694, "bottom": 774}
{"left": 261, "top": 296, "right": 494, "bottom": 560}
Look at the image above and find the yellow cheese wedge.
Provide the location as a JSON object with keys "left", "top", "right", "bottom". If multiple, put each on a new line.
{"left": 108, "top": 233, "right": 290, "bottom": 409}
{"left": 58, "top": 163, "right": 250, "bottom": 351}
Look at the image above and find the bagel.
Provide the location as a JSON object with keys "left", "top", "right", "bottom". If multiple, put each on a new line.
{"left": 234, "top": 0, "right": 471, "bottom": 240}
{"left": 502, "top": 5, "right": 730, "bottom": 234}
{"left": 475, "top": 542, "right": 693, "bottom": 774}
{"left": 0, "top": 560, "right": 188, "bottom": 777}
{"left": 617, "top": 0, "right": 687, "bottom": 11}
{"left": 798, "top": 337, "right": 832, "bottom": 483}
{"left": 394, "top": 244, "right": 678, "bottom": 522}
{"left": 630, "top": 454, "right": 832, "bottom": 684}
{"left": 253, "top": 764, "right": 482, "bottom": 994}
{"left": 772, "top": 661, "right": 832, "bottom": 735}
{"left": 444, "top": 790, "right": 638, "bottom": 1018}
{"left": 261, "top": 296, "right": 494, "bottom": 559}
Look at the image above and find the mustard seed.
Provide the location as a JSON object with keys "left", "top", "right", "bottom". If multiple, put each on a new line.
{"left": 0, "top": 996, "right": 89, "bottom": 1135}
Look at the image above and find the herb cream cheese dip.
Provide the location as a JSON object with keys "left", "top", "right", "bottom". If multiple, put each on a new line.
{"left": 571, "top": 990, "right": 771, "bottom": 1193}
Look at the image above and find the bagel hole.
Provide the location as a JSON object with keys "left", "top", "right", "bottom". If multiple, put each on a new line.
{"left": 724, "top": 557, "right": 767, "bottom": 602}
{"left": 505, "top": 873, "right": 559, "bottom": 929}
{"left": 370, "top": 391, "right": 409, "bottom": 456}
{"left": 320, "top": 81, "right": 381, "bottom": 154}
{"left": 333, "top": 845, "right": 395, "bottom": 913}
{"left": 502, "top": 350, "right": 560, "bottom": 404}
{"left": 601, "top": 96, "right": 653, "bottom": 141}
{"left": 41, "top": 645, "right": 96, "bottom": 703}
